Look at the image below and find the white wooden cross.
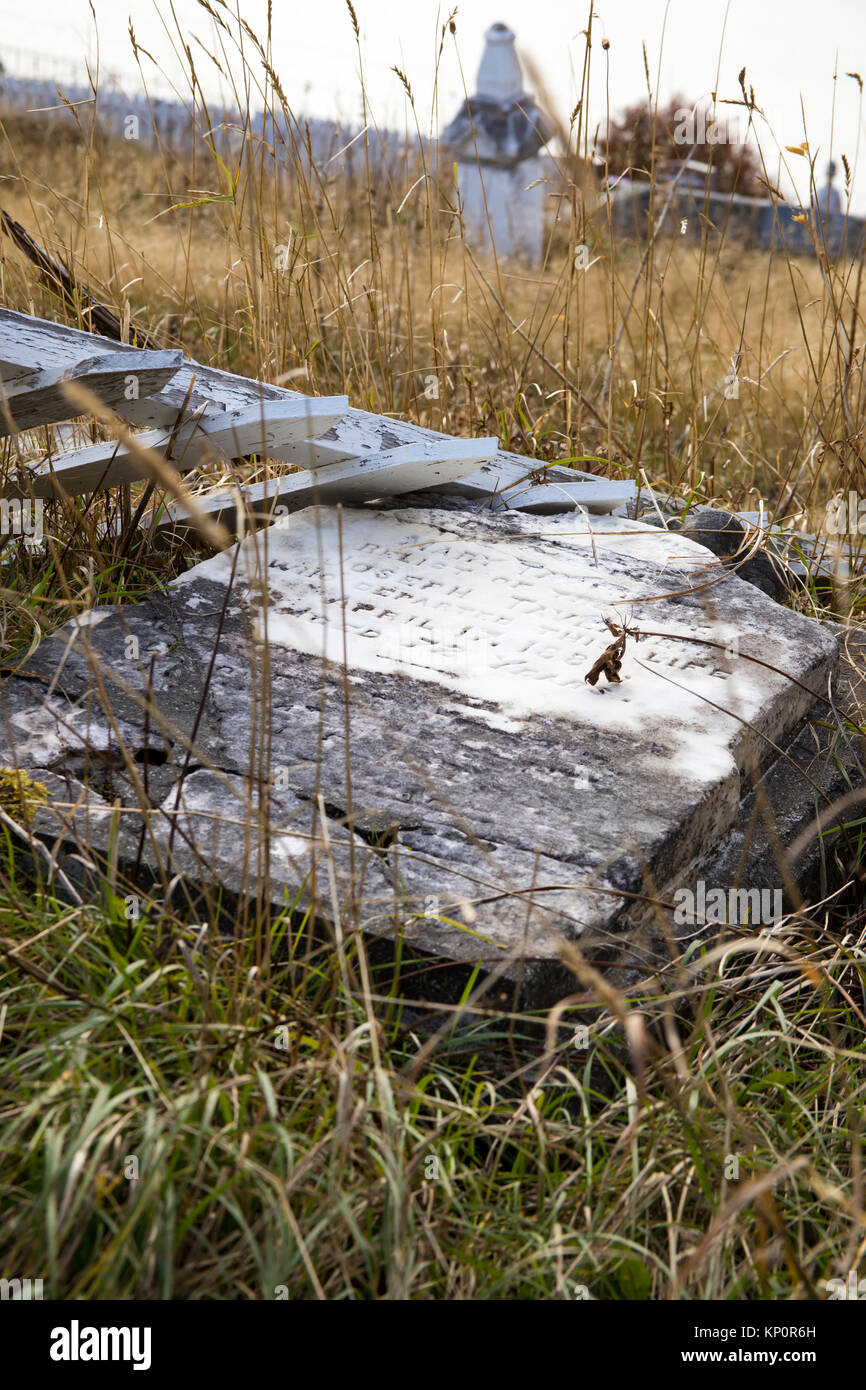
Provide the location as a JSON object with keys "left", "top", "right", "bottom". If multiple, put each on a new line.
{"left": 0, "top": 350, "right": 185, "bottom": 436}
{"left": 14, "top": 397, "right": 349, "bottom": 499}
{"left": 155, "top": 438, "right": 501, "bottom": 534}
{"left": 0, "top": 307, "right": 637, "bottom": 530}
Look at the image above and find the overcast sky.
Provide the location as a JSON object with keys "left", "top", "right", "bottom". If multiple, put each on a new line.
{"left": 1, "top": 0, "right": 864, "bottom": 210}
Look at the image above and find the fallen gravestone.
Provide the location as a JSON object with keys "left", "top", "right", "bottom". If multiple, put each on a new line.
{"left": 3, "top": 497, "right": 860, "bottom": 1007}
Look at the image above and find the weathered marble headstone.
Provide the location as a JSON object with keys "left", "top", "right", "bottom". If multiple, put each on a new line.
{"left": 4, "top": 497, "right": 856, "bottom": 1007}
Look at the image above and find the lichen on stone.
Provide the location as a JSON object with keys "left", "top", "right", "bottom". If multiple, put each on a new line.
{"left": 0, "top": 768, "right": 51, "bottom": 826}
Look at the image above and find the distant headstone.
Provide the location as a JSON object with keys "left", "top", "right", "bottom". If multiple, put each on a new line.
{"left": 441, "top": 23, "right": 552, "bottom": 261}
{"left": 814, "top": 161, "right": 842, "bottom": 218}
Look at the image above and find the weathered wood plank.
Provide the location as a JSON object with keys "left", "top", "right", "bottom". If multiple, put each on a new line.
{"left": 11, "top": 397, "right": 349, "bottom": 500}
{"left": 255, "top": 437, "right": 358, "bottom": 469}
{"left": 155, "top": 439, "right": 500, "bottom": 534}
{"left": 0, "top": 309, "right": 100, "bottom": 379}
{"left": 0, "top": 351, "right": 184, "bottom": 435}
{"left": 0, "top": 308, "right": 638, "bottom": 515}
{"left": 438, "top": 472, "right": 636, "bottom": 513}
{"left": 122, "top": 366, "right": 636, "bottom": 514}
{"left": 0, "top": 307, "right": 164, "bottom": 380}
{"left": 0, "top": 308, "right": 309, "bottom": 425}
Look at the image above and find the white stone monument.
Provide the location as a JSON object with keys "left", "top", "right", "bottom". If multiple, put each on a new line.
{"left": 441, "top": 22, "right": 552, "bottom": 262}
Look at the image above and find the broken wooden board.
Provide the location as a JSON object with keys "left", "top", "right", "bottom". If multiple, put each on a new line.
{"left": 438, "top": 470, "right": 636, "bottom": 514}
{"left": 0, "top": 350, "right": 185, "bottom": 435}
{"left": 11, "top": 397, "right": 349, "bottom": 499}
{"left": 155, "top": 439, "right": 501, "bottom": 533}
{"left": 0, "top": 307, "right": 101, "bottom": 380}
{"left": 4, "top": 499, "right": 848, "bottom": 1009}
{"left": 0, "top": 308, "right": 634, "bottom": 514}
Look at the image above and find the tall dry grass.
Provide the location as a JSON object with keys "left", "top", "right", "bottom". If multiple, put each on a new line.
{"left": 0, "top": 2, "right": 864, "bottom": 1303}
